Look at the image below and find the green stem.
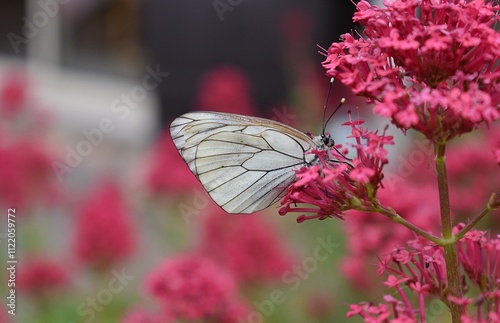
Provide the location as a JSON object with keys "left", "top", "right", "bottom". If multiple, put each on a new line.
{"left": 435, "top": 143, "right": 462, "bottom": 322}
{"left": 454, "top": 190, "right": 500, "bottom": 242}
{"left": 365, "top": 203, "right": 442, "bottom": 245}
{"left": 455, "top": 206, "right": 492, "bottom": 242}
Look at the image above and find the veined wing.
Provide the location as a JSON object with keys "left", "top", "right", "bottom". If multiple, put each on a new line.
{"left": 170, "top": 111, "right": 317, "bottom": 213}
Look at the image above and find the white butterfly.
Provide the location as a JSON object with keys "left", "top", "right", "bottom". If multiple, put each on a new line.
{"left": 170, "top": 111, "right": 334, "bottom": 214}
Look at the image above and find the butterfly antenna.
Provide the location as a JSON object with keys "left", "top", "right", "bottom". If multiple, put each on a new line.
{"left": 322, "top": 77, "right": 335, "bottom": 136}
{"left": 324, "top": 98, "right": 346, "bottom": 132}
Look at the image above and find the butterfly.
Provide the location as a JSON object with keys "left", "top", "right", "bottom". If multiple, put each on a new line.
{"left": 170, "top": 111, "right": 338, "bottom": 214}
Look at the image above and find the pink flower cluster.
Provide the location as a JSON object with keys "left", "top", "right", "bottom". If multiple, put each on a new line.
{"left": 144, "top": 254, "right": 250, "bottom": 322}
{"left": 18, "top": 258, "right": 69, "bottom": 297}
{"left": 0, "top": 138, "right": 56, "bottom": 209}
{"left": 322, "top": 0, "right": 500, "bottom": 141}
{"left": 348, "top": 225, "right": 500, "bottom": 322}
{"left": 73, "top": 181, "right": 135, "bottom": 270}
{"left": 280, "top": 115, "right": 394, "bottom": 222}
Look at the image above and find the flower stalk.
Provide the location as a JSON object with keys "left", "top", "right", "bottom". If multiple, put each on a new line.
{"left": 435, "top": 142, "right": 463, "bottom": 322}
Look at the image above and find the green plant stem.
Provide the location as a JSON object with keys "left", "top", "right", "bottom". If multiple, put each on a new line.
{"left": 454, "top": 190, "right": 500, "bottom": 241}
{"left": 359, "top": 204, "right": 441, "bottom": 245}
{"left": 455, "top": 205, "right": 492, "bottom": 241}
{"left": 435, "top": 143, "right": 462, "bottom": 323}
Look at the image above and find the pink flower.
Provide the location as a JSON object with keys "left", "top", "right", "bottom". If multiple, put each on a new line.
{"left": 17, "top": 258, "right": 69, "bottom": 297}
{"left": 0, "top": 71, "right": 27, "bottom": 117}
{"left": 216, "top": 300, "right": 253, "bottom": 323}
{"left": 279, "top": 114, "right": 393, "bottom": 222}
{"left": 144, "top": 254, "right": 237, "bottom": 321}
{"left": 196, "top": 66, "right": 257, "bottom": 116}
{"left": 494, "top": 144, "right": 500, "bottom": 165}
{"left": 73, "top": 181, "right": 135, "bottom": 270}
{"left": 199, "top": 209, "right": 294, "bottom": 284}
{"left": 0, "top": 137, "right": 57, "bottom": 210}
{"left": 322, "top": 0, "right": 500, "bottom": 142}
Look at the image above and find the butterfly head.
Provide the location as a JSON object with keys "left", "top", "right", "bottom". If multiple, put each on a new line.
{"left": 321, "top": 133, "right": 335, "bottom": 148}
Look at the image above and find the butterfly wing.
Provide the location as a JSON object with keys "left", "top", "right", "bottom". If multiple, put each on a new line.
{"left": 170, "top": 111, "right": 317, "bottom": 213}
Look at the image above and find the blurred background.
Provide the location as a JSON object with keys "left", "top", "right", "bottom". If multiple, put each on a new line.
{"left": 0, "top": 0, "right": 498, "bottom": 322}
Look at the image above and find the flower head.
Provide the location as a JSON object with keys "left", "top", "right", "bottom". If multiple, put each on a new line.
{"left": 144, "top": 254, "right": 237, "bottom": 321}
{"left": 17, "top": 258, "right": 69, "bottom": 297}
{"left": 0, "top": 137, "right": 57, "bottom": 210}
{"left": 0, "top": 71, "right": 28, "bottom": 117}
{"left": 280, "top": 114, "right": 393, "bottom": 222}
{"left": 322, "top": 0, "right": 500, "bottom": 142}
{"left": 196, "top": 65, "right": 257, "bottom": 116}
{"left": 73, "top": 181, "right": 136, "bottom": 270}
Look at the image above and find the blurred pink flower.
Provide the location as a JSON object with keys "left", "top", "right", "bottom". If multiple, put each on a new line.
{"left": 495, "top": 145, "right": 500, "bottom": 165}
{"left": 17, "top": 258, "right": 69, "bottom": 297}
{"left": 441, "top": 132, "right": 500, "bottom": 216}
{"left": 0, "top": 138, "right": 57, "bottom": 209}
{"left": 0, "top": 71, "right": 27, "bottom": 117}
{"left": 322, "top": 0, "right": 500, "bottom": 142}
{"left": 144, "top": 130, "right": 200, "bottom": 194}
{"left": 144, "top": 254, "right": 237, "bottom": 321}
{"left": 196, "top": 66, "right": 257, "bottom": 116}
{"left": 73, "top": 181, "right": 135, "bottom": 270}
{"left": 280, "top": 116, "right": 394, "bottom": 222}
{"left": 200, "top": 209, "right": 294, "bottom": 284}
{"left": 216, "top": 300, "right": 253, "bottom": 323}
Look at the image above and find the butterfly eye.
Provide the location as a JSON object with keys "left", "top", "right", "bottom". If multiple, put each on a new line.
{"left": 322, "top": 134, "right": 335, "bottom": 147}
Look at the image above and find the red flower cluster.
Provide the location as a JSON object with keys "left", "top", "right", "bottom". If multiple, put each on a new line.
{"left": 73, "top": 181, "right": 135, "bottom": 270}
{"left": 144, "top": 254, "right": 249, "bottom": 321}
{"left": 17, "top": 258, "right": 69, "bottom": 297}
{"left": 0, "top": 71, "right": 28, "bottom": 117}
{"left": 322, "top": 0, "right": 500, "bottom": 142}
{"left": 280, "top": 115, "right": 394, "bottom": 222}
{"left": 0, "top": 138, "right": 56, "bottom": 209}
{"left": 348, "top": 225, "right": 500, "bottom": 322}
{"left": 200, "top": 209, "right": 294, "bottom": 284}
{"left": 196, "top": 65, "right": 257, "bottom": 116}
